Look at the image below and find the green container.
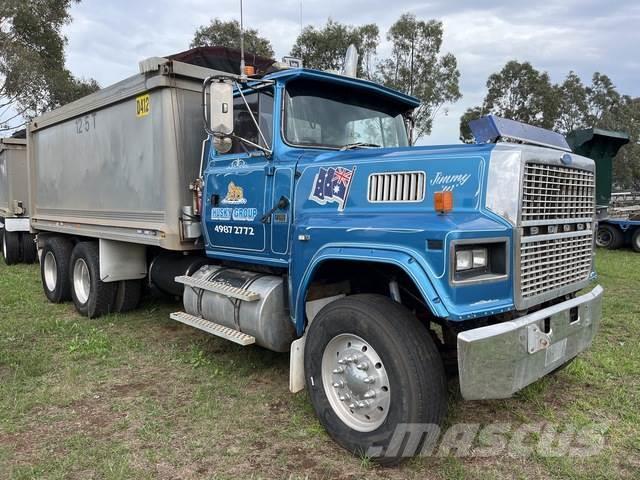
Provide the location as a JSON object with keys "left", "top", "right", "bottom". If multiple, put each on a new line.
{"left": 566, "top": 128, "right": 629, "bottom": 207}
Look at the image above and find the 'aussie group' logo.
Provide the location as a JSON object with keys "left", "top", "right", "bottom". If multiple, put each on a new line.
{"left": 309, "top": 166, "right": 356, "bottom": 211}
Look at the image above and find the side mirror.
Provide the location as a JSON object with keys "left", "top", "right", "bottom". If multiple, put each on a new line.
{"left": 210, "top": 81, "right": 233, "bottom": 136}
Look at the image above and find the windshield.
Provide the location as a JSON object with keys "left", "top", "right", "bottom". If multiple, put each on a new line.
{"left": 284, "top": 79, "right": 410, "bottom": 149}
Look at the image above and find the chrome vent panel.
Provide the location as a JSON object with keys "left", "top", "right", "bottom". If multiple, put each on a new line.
{"left": 367, "top": 171, "right": 425, "bottom": 203}
{"left": 517, "top": 163, "right": 595, "bottom": 307}
{"left": 521, "top": 164, "right": 595, "bottom": 224}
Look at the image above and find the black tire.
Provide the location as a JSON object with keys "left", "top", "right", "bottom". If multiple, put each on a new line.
{"left": 596, "top": 224, "right": 623, "bottom": 249}
{"left": 2, "top": 230, "right": 20, "bottom": 265}
{"left": 70, "top": 242, "right": 116, "bottom": 319}
{"left": 20, "top": 233, "right": 37, "bottom": 264}
{"left": 632, "top": 229, "right": 640, "bottom": 253}
{"left": 304, "top": 294, "right": 447, "bottom": 465}
{"left": 40, "top": 236, "right": 73, "bottom": 302}
{"left": 113, "top": 279, "right": 142, "bottom": 313}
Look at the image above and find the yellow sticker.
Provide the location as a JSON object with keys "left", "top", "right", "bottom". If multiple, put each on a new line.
{"left": 136, "top": 94, "right": 150, "bottom": 117}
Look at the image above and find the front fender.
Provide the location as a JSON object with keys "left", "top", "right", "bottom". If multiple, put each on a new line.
{"left": 290, "top": 243, "right": 450, "bottom": 335}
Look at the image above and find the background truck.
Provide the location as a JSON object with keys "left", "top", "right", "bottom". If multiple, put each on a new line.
{"left": 567, "top": 127, "right": 640, "bottom": 252}
{"left": 25, "top": 48, "right": 603, "bottom": 463}
{"left": 0, "top": 135, "right": 37, "bottom": 265}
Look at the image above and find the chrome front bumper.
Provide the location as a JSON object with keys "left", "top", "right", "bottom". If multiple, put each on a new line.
{"left": 457, "top": 285, "right": 603, "bottom": 400}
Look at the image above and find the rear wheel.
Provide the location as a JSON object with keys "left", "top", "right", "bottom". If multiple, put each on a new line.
{"left": 596, "top": 224, "right": 623, "bottom": 249}
{"left": 70, "top": 242, "right": 116, "bottom": 318}
{"left": 304, "top": 294, "right": 447, "bottom": 465}
{"left": 21, "top": 233, "right": 37, "bottom": 264}
{"left": 40, "top": 236, "right": 73, "bottom": 302}
{"left": 632, "top": 229, "right": 640, "bottom": 253}
{"left": 113, "top": 279, "right": 142, "bottom": 313}
{"left": 2, "top": 230, "right": 20, "bottom": 265}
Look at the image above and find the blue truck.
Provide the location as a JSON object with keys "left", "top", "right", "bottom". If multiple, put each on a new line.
{"left": 26, "top": 50, "right": 603, "bottom": 463}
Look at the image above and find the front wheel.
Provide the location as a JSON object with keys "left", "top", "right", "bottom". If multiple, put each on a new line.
{"left": 304, "top": 294, "right": 447, "bottom": 465}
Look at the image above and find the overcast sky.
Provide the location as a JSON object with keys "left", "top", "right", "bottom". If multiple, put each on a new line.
{"left": 62, "top": 0, "right": 640, "bottom": 144}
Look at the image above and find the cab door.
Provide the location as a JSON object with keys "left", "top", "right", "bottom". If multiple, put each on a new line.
{"left": 204, "top": 87, "right": 282, "bottom": 260}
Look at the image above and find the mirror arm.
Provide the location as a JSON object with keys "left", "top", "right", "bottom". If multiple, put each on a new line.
{"left": 227, "top": 133, "right": 272, "bottom": 157}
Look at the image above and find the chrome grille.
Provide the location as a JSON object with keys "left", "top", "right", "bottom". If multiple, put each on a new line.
{"left": 520, "top": 232, "right": 593, "bottom": 298}
{"left": 368, "top": 171, "right": 425, "bottom": 203}
{"left": 518, "top": 163, "right": 595, "bottom": 304}
{"left": 521, "top": 164, "right": 595, "bottom": 224}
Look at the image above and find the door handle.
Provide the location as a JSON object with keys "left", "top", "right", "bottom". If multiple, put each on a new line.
{"left": 261, "top": 196, "right": 289, "bottom": 224}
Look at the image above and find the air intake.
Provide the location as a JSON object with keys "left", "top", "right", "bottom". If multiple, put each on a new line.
{"left": 367, "top": 172, "right": 426, "bottom": 203}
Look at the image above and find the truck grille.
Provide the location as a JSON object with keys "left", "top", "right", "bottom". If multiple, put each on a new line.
{"left": 521, "top": 164, "right": 595, "bottom": 222}
{"left": 518, "top": 163, "right": 595, "bottom": 305}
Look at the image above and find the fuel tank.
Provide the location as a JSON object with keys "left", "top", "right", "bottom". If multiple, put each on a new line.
{"left": 183, "top": 264, "right": 295, "bottom": 352}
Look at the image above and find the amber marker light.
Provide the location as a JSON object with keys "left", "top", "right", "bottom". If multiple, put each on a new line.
{"left": 244, "top": 65, "right": 256, "bottom": 76}
{"left": 434, "top": 191, "right": 453, "bottom": 214}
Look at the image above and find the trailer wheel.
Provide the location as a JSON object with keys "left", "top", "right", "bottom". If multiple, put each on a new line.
{"left": 21, "top": 233, "right": 37, "bottom": 264}
{"left": 596, "top": 224, "right": 623, "bottom": 249}
{"left": 70, "top": 242, "right": 116, "bottom": 319}
{"left": 40, "top": 237, "right": 73, "bottom": 302}
{"left": 304, "top": 294, "right": 447, "bottom": 465}
{"left": 632, "top": 229, "right": 640, "bottom": 253}
{"left": 2, "top": 230, "right": 21, "bottom": 265}
{"left": 113, "top": 279, "right": 142, "bottom": 313}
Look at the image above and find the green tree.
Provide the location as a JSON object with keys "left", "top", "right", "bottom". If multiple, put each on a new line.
{"left": 554, "top": 71, "right": 589, "bottom": 134}
{"left": 586, "top": 72, "right": 621, "bottom": 125}
{"left": 290, "top": 19, "right": 379, "bottom": 78}
{"left": 0, "top": 0, "right": 99, "bottom": 131}
{"left": 600, "top": 96, "right": 640, "bottom": 190}
{"left": 459, "top": 61, "right": 563, "bottom": 141}
{"left": 191, "top": 18, "right": 274, "bottom": 58}
{"left": 377, "top": 15, "right": 461, "bottom": 140}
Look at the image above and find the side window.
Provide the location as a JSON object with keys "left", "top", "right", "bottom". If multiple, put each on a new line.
{"left": 231, "top": 88, "right": 274, "bottom": 154}
{"left": 259, "top": 88, "right": 274, "bottom": 148}
{"left": 232, "top": 93, "right": 258, "bottom": 154}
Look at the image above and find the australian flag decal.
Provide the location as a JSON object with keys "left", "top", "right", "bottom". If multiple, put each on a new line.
{"left": 309, "top": 166, "right": 356, "bottom": 211}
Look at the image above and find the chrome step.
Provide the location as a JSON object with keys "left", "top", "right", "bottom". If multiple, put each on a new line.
{"left": 170, "top": 311, "right": 255, "bottom": 346}
{"left": 175, "top": 275, "right": 260, "bottom": 302}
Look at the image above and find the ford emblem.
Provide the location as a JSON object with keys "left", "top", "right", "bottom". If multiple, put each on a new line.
{"left": 561, "top": 153, "right": 572, "bottom": 165}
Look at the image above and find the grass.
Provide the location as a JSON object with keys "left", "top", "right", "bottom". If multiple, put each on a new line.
{"left": 0, "top": 249, "right": 639, "bottom": 479}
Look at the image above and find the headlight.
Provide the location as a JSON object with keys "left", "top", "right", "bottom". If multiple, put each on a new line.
{"left": 455, "top": 248, "right": 487, "bottom": 272}
{"left": 451, "top": 240, "right": 508, "bottom": 284}
{"left": 472, "top": 248, "right": 487, "bottom": 268}
{"left": 456, "top": 250, "right": 473, "bottom": 271}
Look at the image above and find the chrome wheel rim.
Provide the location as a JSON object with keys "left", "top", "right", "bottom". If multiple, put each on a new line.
{"left": 73, "top": 258, "right": 91, "bottom": 304}
{"left": 43, "top": 252, "right": 58, "bottom": 291}
{"left": 321, "top": 333, "right": 391, "bottom": 432}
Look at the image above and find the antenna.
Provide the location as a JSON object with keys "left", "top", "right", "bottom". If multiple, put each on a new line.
{"left": 239, "top": 0, "right": 246, "bottom": 81}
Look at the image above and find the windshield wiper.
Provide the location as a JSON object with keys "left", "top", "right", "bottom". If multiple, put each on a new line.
{"left": 339, "top": 142, "right": 381, "bottom": 151}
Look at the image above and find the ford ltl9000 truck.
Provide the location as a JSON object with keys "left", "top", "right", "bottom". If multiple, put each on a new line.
{"left": 27, "top": 49, "right": 602, "bottom": 463}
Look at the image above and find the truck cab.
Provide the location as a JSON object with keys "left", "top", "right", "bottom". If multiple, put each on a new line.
{"left": 169, "top": 67, "right": 604, "bottom": 462}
